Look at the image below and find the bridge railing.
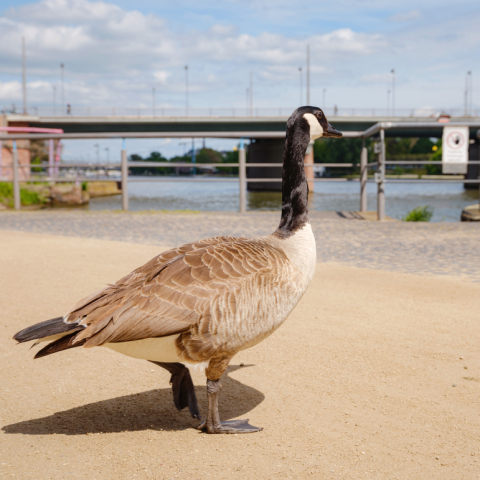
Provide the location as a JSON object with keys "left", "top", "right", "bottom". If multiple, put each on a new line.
{"left": 1, "top": 122, "right": 480, "bottom": 218}
{"left": 4, "top": 106, "right": 480, "bottom": 119}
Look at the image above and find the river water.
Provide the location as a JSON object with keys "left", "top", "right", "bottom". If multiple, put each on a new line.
{"left": 88, "top": 179, "right": 479, "bottom": 222}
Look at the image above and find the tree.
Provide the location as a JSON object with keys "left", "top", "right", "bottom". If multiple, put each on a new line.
{"left": 129, "top": 151, "right": 168, "bottom": 176}
{"left": 196, "top": 148, "right": 223, "bottom": 164}
{"left": 313, "top": 137, "right": 374, "bottom": 176}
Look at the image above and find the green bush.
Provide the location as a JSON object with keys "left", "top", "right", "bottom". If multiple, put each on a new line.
{"left": 403, "top": 206, "right": 434, "bottom": 222}
{"left": 0, "top": 182, "right": 13, "bottom": 205}
{"left": 0, "top": 182, "right": 45, "bottom": 207}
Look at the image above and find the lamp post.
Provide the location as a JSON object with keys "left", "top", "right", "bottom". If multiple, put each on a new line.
{"left": 249, "top": 72, "right": 253, "bottom": 116}
{"left": 22, "top": 37, "right": 27, "bottom": 114}
{"left": 152, "top": 86, "right": 156, "bottom": 116}
{"left": 465, "top": 71, "right": 472, "bottom": 116}
{"left": 185, "top": 65, "right": 189, "bottom": 116}
{"left": 60, "top": 63, "right": 65, "bottom": 115}
{"left": 306, "top": 45, "right": 310, "bottom": 105}
{"left": 246, "top": 87, "right": 249, "bottom": 115}
{"left": 391, "top": 69, "right": 395, "bottom": 116}
{"left": 299, "top": 67, "right": 303, "bottom": 105}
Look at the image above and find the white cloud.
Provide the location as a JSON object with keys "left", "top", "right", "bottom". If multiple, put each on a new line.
{"left": 0, "top": 0, "right": 478, "bottom": 115}
{"left": 153, "top": 71, "right": 171, "bottom": 83}
{"left": 388, "top": 9, "right": 422, "bottom": 23}
{"left": 0, "top": 81, "right": 22, "bottom": 100}
{"left": 360, "top": 73, "right": 393, "bottom": 84}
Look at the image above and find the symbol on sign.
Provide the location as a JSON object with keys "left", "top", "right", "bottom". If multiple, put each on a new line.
{"left": 446, "top": 131, "right": 465, "bottom": 150}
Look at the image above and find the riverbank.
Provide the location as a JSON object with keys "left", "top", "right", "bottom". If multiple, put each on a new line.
{"left": 1, "top": 229, "right": 479, "bottom": 479}
{"left": 0, "top": 181, "right": 120, "bottom": 209}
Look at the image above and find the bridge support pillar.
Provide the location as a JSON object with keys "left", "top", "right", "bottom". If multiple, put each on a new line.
{"left": 247, "top": 138, "right": 315, "bottom": 192}
{"left": 247, "top": 139, "right": 283, "bottom": 191}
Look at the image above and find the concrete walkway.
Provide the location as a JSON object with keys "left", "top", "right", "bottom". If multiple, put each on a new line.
{"left": 1, "top": 210, "right": 479, "bottom": 281}
{"left": 1, "top": 231, "right": 480, "bottom": 479}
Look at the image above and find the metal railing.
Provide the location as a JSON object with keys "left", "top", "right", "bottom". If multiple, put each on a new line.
{"left": 4, "top": 106, "right": 480, "bottom": 119}
{"left": 1, "top": 121, "right": 480, "bottom": 219}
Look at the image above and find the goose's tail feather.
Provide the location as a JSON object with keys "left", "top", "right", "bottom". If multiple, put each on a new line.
{"left": 13, "top": 317, "right": 82, "bottom": 344}
{"left": 34, "top": 332, "right": 86, "bottom": 359}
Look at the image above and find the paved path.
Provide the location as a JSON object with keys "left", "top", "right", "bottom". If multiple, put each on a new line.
{"left": 1, "top": 210, "right": 479, "bottom": 281}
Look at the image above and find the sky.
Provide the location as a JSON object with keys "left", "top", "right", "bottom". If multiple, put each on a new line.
{"left": 0, "top": 0, "right": 478, "bottom": 159}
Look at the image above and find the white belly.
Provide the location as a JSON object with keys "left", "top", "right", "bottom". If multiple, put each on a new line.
{"left": 103, "top": 334, "right": 183, "bottom": 363}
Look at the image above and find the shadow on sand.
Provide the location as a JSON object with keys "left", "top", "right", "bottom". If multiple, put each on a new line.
{"left": 2, "top": 365, "right": 264, "bottom": 436}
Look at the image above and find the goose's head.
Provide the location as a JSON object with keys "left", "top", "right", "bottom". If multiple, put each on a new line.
{"left": 288, "top": 106, "right": 343, "bottom": 142}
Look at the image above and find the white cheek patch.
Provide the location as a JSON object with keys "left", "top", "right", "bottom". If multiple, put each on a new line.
{"left": 303, "top": 113, "right": 324, "bottom": 140}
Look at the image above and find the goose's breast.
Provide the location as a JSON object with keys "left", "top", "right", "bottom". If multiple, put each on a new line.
{"left": 217, "top": 224, "right": 317, "bottom": 351}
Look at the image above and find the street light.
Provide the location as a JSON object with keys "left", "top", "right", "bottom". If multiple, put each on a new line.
{"left": 465, "top": 71, "right": 472, "bottom": 116}
{"left": 249, "top": 72, "right": 253, "bottom": 116}
{"left": 298, "top": 67, "right": 303, "bottom": 105}
{"left": 179, "top": 141, "right": 188, "bottom": 156}
{"left": 391, "top": 69, "right": 395, "bottom": 116}
{"left": 306, "top": 45, "right": 310, "bottom": 105}
{"left": 22, "top": 37, "right": 27, "bottom": 114}
{"left": 185, "top": 65, "right": 189, "bottom": 116}
{"left": 60, "top": 63, "right": 65, "bottom": 115}
{"left": 152, "top": 86, "right": 156, "bottom": 116}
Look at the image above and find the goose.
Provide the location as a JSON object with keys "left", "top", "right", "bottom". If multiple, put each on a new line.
{"left": 13, "top": 106, "right": 342, "bottom": 434}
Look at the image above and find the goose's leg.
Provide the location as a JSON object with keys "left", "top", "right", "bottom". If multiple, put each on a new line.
{"left": 198, "top": 357, "right": 262, "bottom": 434}
{"left": 150, "top": 361, "right": 200, "bottom": 419}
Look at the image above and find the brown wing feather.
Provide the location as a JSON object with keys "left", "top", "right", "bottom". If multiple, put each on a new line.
{"left": 63, "top": 236, "right": 287, "bottom": 355}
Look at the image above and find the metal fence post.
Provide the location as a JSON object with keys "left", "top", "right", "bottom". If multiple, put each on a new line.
{"left": 48, "top": 138, "right": 54, "bottom": 178}
{"left": 360, "top": 138, "right": 367, "bottom": 212}
{"left": 121, "top": 139, "right": 128, "bottom": 211}
{"left": 377, "top": 129, "right": 386, "bottom": 221}
{"left": 12, "top": 140, "right": 20, "bottom": 210}
{"left": 239, "top": 139, "right": 246, "bottom": 213}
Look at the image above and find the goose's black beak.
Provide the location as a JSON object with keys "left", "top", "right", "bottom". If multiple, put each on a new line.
{"left": 323, "top": 123, "right": 342, "bottom": 138}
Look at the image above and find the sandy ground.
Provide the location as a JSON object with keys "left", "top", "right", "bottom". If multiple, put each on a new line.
{"left": 1, "top": 230, "right": 479, "bottom": 479}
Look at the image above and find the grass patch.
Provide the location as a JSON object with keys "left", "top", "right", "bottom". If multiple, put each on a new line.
{"left": 0, "top": 182, "right": 47, "bottom": 207}
{"left": 403, "top": 205, "right": 434, "bottom": 222}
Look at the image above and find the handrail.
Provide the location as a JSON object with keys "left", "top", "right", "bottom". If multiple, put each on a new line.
{"left": 2, "top": 120, "right": 480, "bottom": 217}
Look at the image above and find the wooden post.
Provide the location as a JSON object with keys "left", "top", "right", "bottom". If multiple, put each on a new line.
{"left": 12, "top": 140, "right": 20, "bottom": 211}
{"left": 304, "top": 140, "right": 314, "bottom": 193}
{"left": 360, "top": 139, "right": 367, "bottom": 212}
{"left": 239, "top": 139, "right": 246, "bottom": 213}
{"left": 121, "top": 140, "right": 128, "bottom": 211}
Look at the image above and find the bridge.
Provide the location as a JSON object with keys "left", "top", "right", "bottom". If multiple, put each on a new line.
{"left": 3, "top": 110, "right": 480, "bottom": 138}
{"left": 1, "top": 111, "right": 479, "bottom": 201}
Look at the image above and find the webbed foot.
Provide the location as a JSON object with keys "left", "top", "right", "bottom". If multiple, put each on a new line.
{"left": 198, "top": 418, "right": 262, "bottom": 434}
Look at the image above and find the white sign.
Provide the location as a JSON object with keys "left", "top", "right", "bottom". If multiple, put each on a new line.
{"left": 442, "top": 126, "right": 469, "bottom": 174}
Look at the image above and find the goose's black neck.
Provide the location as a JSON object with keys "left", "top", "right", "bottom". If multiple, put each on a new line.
{"left": 274, "top": 121, "right": 311, "bottom": 239}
